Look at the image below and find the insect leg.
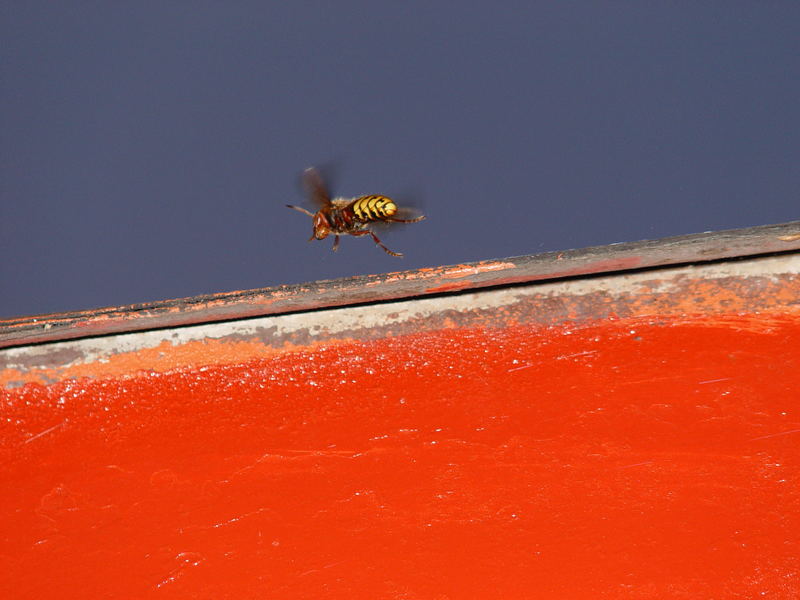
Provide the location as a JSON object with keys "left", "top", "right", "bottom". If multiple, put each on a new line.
{"left": 353, "top": 229, "right": 402, "bottom": 257}
{"left": 387, "top": 215, "right": 426, "bottom": 223}
{"left": 332, "top": 235, "right": 340, "bottom": 252}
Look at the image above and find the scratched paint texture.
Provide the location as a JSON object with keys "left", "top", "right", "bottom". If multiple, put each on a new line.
{"left": 1, "top": 255, "right": 800, "bottom": 598}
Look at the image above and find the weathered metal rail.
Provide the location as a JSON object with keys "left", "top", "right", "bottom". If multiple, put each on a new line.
{"left": 2, "top": 220, "right": 799, "bottom": 349}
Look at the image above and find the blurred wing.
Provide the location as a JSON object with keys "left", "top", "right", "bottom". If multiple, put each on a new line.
{"left": 390, "top": 187, "right": 427, "bottom": 223}
{"left": 301, "top": 167, "right": 332, "bottom": 207}
{"left": 393, "top": 186, "right": 426, "bottom": 218}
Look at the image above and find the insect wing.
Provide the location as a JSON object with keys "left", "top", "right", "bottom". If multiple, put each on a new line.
{"left": 387, "top": 186, "right": 426, "bottom": 223}
{"left": 301, "top": 167, "right": 332, "bottom": 207}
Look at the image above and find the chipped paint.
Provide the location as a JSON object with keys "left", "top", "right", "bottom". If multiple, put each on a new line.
{"left": 2, "top": 253, "right": 798, "bottom": 388}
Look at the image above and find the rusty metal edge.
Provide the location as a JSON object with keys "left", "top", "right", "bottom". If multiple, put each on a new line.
{"left": 2, "top": 220, "right": 800, "bottom": 349}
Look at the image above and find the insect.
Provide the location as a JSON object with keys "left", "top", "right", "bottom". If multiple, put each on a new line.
{"left": 286, "top": 168, "right": 425, "bottom": 257}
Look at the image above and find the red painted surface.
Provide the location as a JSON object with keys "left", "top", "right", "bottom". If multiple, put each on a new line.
{"left": 2, "top": 313, "right": 800, "bottom": 598}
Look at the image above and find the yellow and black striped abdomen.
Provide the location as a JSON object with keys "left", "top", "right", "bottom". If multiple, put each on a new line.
{"left": 350, "top": 195, "right": 397, "bottom": 222}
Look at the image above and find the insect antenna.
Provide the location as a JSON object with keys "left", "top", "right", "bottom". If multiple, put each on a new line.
{"left": 285, "top": 204, "right": 316, "bottom": 217}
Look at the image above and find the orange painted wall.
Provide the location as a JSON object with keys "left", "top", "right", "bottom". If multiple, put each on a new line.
{"left": 2, "top": 309, "right": 799, "bottom": 597}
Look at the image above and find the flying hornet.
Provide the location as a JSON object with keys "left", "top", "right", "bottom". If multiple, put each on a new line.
{"left": 286, "top": 167, "right": 425, "bottom": 257}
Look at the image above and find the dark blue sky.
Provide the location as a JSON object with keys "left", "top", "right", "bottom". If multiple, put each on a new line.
{"left": 2, "top": 3, "right": 799, "bottom": 319}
